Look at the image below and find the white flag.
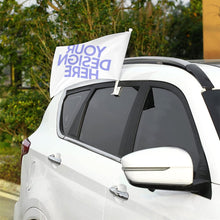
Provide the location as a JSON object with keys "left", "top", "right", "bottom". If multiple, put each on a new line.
{"left": 50, "top": 29, "right": 132, "bottom": 98}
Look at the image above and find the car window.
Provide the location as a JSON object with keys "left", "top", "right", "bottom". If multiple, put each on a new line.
{"left": 80, "top": 87, "right": 138, "bottom": 157}
{"left": 61, "top": 90, "right": 90, "bottom": 136}
{"left": 134, "top": 87, "right": 199, "bottom": 167}
{"left": 203, "top": 89, "right": 220, "bottom": 139}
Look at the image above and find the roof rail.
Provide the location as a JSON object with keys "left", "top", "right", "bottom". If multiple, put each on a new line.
{"left": 124, "top": 57, "right": 214, "bottom": 90}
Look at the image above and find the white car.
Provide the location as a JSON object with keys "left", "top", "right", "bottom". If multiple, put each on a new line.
{"left": 14, "top": 57, "right": 220, "bottom": 220}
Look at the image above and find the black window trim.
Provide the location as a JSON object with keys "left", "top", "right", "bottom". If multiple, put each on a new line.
{"left": 118, "top": 81, "right": 150, "bottom": 157}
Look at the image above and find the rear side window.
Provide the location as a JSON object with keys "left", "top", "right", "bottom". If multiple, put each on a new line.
{"left": 80, "top": 87, "right": 138, "bottom": 156}
{"left": 61, "top": 90, "right": 90, "bottom": 136}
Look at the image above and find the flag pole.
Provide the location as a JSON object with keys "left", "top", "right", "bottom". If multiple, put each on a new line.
{"left": 111, "top": 80, "right": 121, "bottom": 96}
{"left": 111, "top": 28, "right": 132, "bottom": 96}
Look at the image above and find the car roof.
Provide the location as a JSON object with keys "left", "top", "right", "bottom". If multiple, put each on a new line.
{"left": 123, "top": 57, "right": 219, "bottom": 90}
{"left": 61, "top": 56, "right": 220, "bottom": 95}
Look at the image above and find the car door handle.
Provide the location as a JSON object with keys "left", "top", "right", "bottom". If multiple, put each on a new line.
{"left": 109, "top": 186, "right": 129, "bottom": 200}
{"left": 48, "top": 154, "right": 62, "bottom": 165}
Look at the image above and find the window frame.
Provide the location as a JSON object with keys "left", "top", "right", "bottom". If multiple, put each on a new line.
{"left": 133, "top": 82, "right": 203, "bottom": 158}
{"left": 57, "top": 81, "right": 211, "bottom": 193}
{"left": 57, "top": 81, "right": 147, "bottom": 162}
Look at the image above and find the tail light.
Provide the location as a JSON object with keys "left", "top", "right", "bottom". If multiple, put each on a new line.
{"left": 21, "top": 138, "right": 31, "bottom": 162}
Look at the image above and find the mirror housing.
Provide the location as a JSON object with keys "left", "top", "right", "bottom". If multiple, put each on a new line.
{"left": 121, "top": 147, "right": 193, "bottom": 187}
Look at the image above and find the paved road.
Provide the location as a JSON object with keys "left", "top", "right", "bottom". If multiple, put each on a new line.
{"left": 0, "top": 194, "right": 16, "bottom": 220}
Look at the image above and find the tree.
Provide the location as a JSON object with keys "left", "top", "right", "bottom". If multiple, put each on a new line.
{"left": 0, "top": 90, "right": 47, "bottom": 144}
{"left": 0, "top": 0, "right": 202, "bottom": 145}
{"left": 166, "top": 0, "right": 203, "bottom": 59}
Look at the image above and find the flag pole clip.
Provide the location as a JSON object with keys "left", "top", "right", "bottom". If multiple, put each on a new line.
{"left": 111, "top": 80, "right": 121, "bottom": 96}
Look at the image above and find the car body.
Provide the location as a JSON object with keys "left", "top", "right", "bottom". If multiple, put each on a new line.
{"left": 14, "top": 57, "right": 220, "bottom": 220}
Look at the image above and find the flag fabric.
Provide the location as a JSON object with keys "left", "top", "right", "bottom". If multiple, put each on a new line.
{"left": 50, "top": 29, "right": 132, "bottom": 98}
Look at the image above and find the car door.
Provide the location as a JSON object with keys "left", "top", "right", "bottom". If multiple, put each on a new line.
{"left": 103, "top": 82, "right": 213, "bottom": 220}
{"left": 53, "top": 82, "right": 142, "bottom": 219}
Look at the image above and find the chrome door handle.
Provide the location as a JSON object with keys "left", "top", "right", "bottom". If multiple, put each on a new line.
{"left": 109, "top": 186, "right": 129, "bottom": 200}
{"left": 48, "top": 154, "right": 62, "bottom": 165}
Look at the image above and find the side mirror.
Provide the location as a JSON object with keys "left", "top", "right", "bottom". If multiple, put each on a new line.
{"left": 121, "top": 147, "right": 193, "bottom": 186}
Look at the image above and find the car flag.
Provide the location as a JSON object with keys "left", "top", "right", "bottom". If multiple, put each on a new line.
{"left": 50, "top": 29, "right": 132, "bottom": 98}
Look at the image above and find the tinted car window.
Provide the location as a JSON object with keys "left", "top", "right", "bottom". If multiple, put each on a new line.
{"left": 134, "top": 88, "right": 199, "bottom": 164}
{"left": 61, "top": 90, "right": 90, "bottom": 136}
{"left": 80, "top": 87, "right": 138, "bottom": 157}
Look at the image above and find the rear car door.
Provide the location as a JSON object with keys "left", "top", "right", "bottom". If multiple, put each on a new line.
{"left": 55, "top": 82, "right": 142, "bottom": 219}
